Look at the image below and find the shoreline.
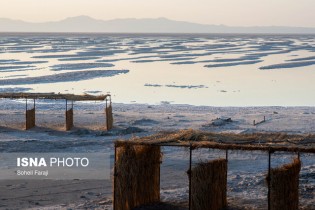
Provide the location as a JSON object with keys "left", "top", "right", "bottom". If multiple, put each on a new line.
{"left": 2, "top": 101, "right": 315, "bottom": 135}
{"left": 0, "top": 102, "right": 315, "bottom": 209}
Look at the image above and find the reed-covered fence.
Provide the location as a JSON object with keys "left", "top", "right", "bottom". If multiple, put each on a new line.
{"left": 0, "top": 92, "right": 112, "bottom": 131}
{"left": 114, "top": 130, "right": 314, "bottom": 210}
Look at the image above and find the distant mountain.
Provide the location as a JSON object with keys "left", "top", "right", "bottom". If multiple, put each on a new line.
{"left": 0, "top": 16, "right": 315, "bottom": 34}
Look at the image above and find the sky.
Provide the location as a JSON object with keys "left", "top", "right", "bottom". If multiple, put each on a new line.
{"left": 1, "top": 0, "right": 315, "bottom": 27}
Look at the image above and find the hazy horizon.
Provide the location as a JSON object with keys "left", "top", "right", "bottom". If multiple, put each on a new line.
{"left": 1, "top": 0, "right": 315, "bottom": 28}
{"left": 2, "top": 15, "right": 315, "bottom": 34}
{"left": 2, "top": 15, "right": 315, "bottom": 29}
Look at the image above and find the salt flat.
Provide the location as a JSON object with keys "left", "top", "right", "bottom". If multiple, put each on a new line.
{"left": 0, "top": 101, "right": 314, "bottom": 209}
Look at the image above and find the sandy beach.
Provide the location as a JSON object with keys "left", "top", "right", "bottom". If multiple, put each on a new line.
{"left": 0, "top": 101, "right": 315, "bottom": 209}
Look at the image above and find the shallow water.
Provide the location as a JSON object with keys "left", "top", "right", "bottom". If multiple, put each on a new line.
{"left": 0, "top": 33, "right": 315, "bottom": 106}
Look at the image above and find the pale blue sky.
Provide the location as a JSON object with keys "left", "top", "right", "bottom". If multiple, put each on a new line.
{"left": 2, "top": 0, "right": 315, "bottom": 27}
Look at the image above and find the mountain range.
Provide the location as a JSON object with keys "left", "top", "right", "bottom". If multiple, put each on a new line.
{"left": 0, "top": 16, "right": 315, "bottom": 34}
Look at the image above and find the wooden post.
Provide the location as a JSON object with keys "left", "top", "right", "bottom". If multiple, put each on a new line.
{"left": 65, "top": 99, "right": 74, "bottom": 131}
{"left": 25, "top": 98, "right": 35, "bottom": 130}
{"left": 105, "top": 96, "right": 113, "bottom": 130}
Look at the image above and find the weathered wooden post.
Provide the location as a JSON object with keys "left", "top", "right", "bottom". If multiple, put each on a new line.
{"left": 25, "top": 98, "right": 36, "bottom": 130}
{"left": 65, "top": 99, "right": 74, "bottom": 131}
{"left": 105, "top": 96, "right": 113, "bottom": 130}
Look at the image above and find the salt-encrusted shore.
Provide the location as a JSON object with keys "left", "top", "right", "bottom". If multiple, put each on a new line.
{"left": 0, "top": 101, "right": 315, "bottom": 209}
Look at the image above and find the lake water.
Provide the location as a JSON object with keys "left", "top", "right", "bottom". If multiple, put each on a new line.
{"left": 1, "top": 33, "right": 315, "bottom": 106}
